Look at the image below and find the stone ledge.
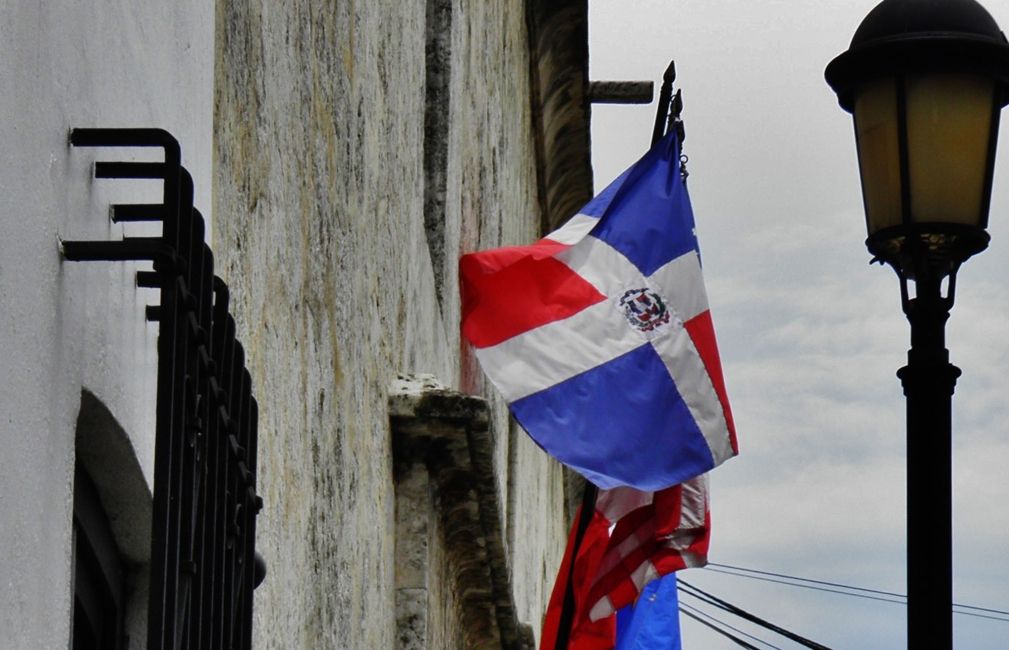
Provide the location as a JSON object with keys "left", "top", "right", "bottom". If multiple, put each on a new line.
{"left": 390, "top": 374, "right": 533, "bottom": 650}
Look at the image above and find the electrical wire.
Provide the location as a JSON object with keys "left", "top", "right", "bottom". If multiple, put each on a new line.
{"left": 678, "top": 605, "right": 764, "bottom": 650}
{"left": 704, "top": 562, "right": 1009, "bottom": 622}
{"left": 679, "top": 601, "right": 784, "bottom": 650}
{"left": 951, "top": 610, "right": 1009, "bottom": 624}
{"left": 955, "top": 603, "right": 1009, "bottom": 617}
{"left": 702, "top": 567, "right": 906, "bottom": 606}
{"left": 707, "top": 562, "right": 903, "bottom": 598}
{"left": 679, "top": 580, "right": 832, "bottom": 650}
{"left": 676, "top": 576, "right": 1009, "bottom": 650}
{"left": 674, "top": 562, "right": 1009, "bottom": 648}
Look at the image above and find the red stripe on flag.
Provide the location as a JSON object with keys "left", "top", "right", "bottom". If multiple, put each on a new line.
{"left": 585, "top": 485, "right": 681, "bottom": 612}
{"left": 460, "top": 241, "right": 606, "bottom": 349}
{"left": 684, "top": 311, "right": 738, "bottom": 454}
{"left": 544, "top": 478, "right": 710, "bottom": 645}
{"left": 541, "top": 505, "right": 616, "bottom": 650}
{"left": 651, "top": 485, "right": 684, "bottom": 535}
{"left": 651, "top": 509, "right": 711, "bottom": 575}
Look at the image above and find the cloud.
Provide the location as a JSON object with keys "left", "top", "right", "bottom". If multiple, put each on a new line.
{"left": 590, "top": 0, "right": 1009, "bottom": 646}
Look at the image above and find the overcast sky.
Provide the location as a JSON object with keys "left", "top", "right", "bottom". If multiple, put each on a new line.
{"left": 589, "top": 1, "right": 1009, "bottom": 647}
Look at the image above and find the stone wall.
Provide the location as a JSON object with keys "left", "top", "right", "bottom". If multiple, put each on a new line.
{"left": 213, "top": 1, "right": 570, "bottom": 647}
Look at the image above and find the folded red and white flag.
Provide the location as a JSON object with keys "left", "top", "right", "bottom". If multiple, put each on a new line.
{"left": 540, "top": 475, "right": 710, "bottom": 649}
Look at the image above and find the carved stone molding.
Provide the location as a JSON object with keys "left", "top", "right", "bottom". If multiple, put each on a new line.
{"left": 526, "top": 0, "right": 594, "bottom": 234}
{"left": 390, "top": 375, "right": 534, "bottom": 650}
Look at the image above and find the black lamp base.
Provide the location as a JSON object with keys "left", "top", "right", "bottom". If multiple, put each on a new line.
{"left": 867, "top": 223, "right": 990, "bottom": 281}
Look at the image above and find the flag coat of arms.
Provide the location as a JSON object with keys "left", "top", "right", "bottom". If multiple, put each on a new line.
{"left": 460, "top": 132, "right": 736, "bottom": 491}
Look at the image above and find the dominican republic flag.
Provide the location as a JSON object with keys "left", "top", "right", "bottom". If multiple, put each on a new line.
{"left": 540, "top": 477, "right": 708, "bottom": 650}
{"left": 460, "top": 131, "right": 736, "bottom": 491}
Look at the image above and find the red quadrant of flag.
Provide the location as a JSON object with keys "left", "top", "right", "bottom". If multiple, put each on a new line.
{"left": 460, "top": 240, "right": 606, "bottom": 349}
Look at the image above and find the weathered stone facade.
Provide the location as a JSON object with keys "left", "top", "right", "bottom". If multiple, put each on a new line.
{"left": 213, "top": 1, "right": 586, "bottom": 647}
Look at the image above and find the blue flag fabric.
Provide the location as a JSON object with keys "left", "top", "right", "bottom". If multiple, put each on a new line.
{"left": 615, "top": 573, "right": 682, "bottom": 650}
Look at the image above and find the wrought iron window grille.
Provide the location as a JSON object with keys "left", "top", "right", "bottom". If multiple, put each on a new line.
{"left": 61, "top": 128, "right": 265, "bottom": 650}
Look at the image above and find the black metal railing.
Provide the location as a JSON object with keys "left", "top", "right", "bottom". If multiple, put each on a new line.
{"left": 62, "top": 128, "right": 264, "bottom": 650}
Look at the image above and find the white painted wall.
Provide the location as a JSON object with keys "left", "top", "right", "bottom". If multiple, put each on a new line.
{"left": 0, "top": 2, "right": 213, "bottom": 648}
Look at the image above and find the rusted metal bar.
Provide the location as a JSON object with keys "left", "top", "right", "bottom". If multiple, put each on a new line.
{"left": 588, "top": 80, "right": 654, "bottom": 104}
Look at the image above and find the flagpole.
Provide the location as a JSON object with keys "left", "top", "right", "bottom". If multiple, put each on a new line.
{"left": 553, "top": 482, "right": 599, "bottom": 650}
{"left": 651, "top": 61, "right": 676, "bottom": 146}
{"left": 553, "top": 63, "right": 679, "bottom": 650}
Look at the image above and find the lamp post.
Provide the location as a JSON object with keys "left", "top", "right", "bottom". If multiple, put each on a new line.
{"left": 825, "top": 0, "right": 1009, "bottom": 647}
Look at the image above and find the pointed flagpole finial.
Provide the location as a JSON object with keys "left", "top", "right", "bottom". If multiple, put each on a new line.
{"left": 652, "top": 60, "right": 677, "bottom": 146}
{"left": 663, "top": 60, "right": 676, "bottom": 84}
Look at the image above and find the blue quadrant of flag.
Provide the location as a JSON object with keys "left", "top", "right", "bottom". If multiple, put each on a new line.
{"left": 591, "top": 137, "right": 699, "bottom": 276}
{"left": 509, "top": 343, "right": 715, "bottom": 491}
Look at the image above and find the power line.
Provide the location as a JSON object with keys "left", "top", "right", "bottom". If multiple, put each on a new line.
{"left": 675, "top": 562, "right": 1009, "bottom": 649}
{"left": 679, "top": 601, "right": 784, "bottom": 650}
{"left": 952, "top": 609, "right": 1009, "bottom": 624}
{"left": 702, "top": 567, "right": 906, "bottom": 606}
{"left": 704, "top": 562, "right": 1009, "bottom": 622}
{"left": 955, "top": 603, "right": 1009, "bottom": 617}
{"left": 679, "top": 579, "right": 832, "bottom": 650}
{"left": 708, "top": 562, "right": 903, "bottom": 598}
{"left": 678, "top": 604, "right": 765, "bottom": 650}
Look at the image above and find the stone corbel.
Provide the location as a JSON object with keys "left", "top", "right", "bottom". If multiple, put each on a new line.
{"left": 389, "top": 374, "right": 534, "bottom": 650}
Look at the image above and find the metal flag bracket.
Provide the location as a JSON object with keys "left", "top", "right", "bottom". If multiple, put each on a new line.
{"left": 652, "top": 60, "right": 689, "bottom": 180}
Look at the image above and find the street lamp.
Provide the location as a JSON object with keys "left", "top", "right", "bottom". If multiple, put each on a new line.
{"left": 825, "top": 0, "right": 1009, "bottom": 647}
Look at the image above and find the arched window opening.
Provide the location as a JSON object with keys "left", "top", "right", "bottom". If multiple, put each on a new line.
{"left": 72, "top": 463, "right": 126, "bottom": 650}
